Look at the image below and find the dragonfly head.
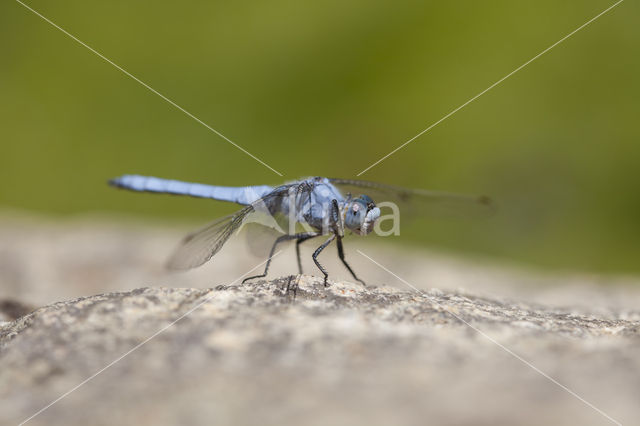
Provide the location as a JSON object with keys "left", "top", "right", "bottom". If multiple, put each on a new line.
{"left": 344, "top": 195, "right": 381, "bottom": 235}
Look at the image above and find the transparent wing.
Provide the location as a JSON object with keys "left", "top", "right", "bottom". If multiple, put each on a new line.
{"left": 166, "top": 206, "right": 253, "bottom": 270}
{"left": 166, "top": 182, "right": 311, "bottom": 270}
{"left": 330, "top": 178, "right": 494, "bottom": 219}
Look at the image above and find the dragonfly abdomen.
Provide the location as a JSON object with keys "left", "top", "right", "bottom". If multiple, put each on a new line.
{"left": 109, "top": 175, "right": 273, "bottom": 205}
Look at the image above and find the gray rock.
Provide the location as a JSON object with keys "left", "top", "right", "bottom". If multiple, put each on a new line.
{"left": 1, "top": 276, "right": 638, "bottom": 426}
{"left": 0, "top": 299, "right": 35, "bottom": 322}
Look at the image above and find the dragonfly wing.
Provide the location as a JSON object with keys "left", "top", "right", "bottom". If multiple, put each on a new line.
{"left": 166, "top": 181, "right": 310, "bottom": 270}
{"left": 330, "top": 178, "right": 494, "bottom": 219}
{"left": 166, "top": 206, "right": 253, "bottom": 270}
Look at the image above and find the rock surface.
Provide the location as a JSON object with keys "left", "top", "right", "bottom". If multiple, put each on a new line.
{"left": 1, "top": 276, "right": 639, "bottom": 426}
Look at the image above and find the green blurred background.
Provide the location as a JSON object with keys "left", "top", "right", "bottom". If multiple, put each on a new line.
{"left": 1, "top": 0, "right": 638, "bottom": 274}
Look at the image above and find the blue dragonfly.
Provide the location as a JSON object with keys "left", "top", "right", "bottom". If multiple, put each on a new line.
{"left": 109, "top": 175, "right": 491, "bottom": 286}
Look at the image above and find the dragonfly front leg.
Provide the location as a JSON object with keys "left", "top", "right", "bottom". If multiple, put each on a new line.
{"left": 312, "top": 234, "right": 336, "bottom": 287}
{"left": 243, "top": 232, "right": 318, "bottom": 283}
{"left": 331, "top": 199, "right": 344, "bottom": 237}
{"left": 336, "top": 235, "right": 366, "bottom": 286}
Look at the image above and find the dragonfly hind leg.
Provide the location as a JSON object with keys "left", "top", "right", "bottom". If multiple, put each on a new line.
{"left": 243, "top": 232, "right": 318, "bottom": 284}
{"left": 336, "top": 236, "right": 366, "bottom": 286}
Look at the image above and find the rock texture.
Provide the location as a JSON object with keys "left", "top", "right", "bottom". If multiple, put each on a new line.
{"left": 0, "top": 299, "right": 34, "bottom": 322}
{"left": 1, "top": 277, "right": 639, "bottom": 426}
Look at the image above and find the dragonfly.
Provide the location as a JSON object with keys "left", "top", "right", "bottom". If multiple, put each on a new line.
{"left": 109, "top": 175, "right": 492, "bottom": 286}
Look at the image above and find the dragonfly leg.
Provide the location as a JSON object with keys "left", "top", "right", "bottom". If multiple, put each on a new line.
{"left": 331, "top": 199, "right": 344, "bottom": 236}
{"left": 336, "top": 235, "right": 366, "bottom": 286}
{"left": 243, "top": 232, "right": 318, "bottom": 283}
{"left": 312, "top": 234, "right": 337, "bottom": 287}
{"left": 295, "top": 234, "right": 317, "bottom": 274}
{"left": 284, "top": 274, "right": 300, "bottom": 300}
